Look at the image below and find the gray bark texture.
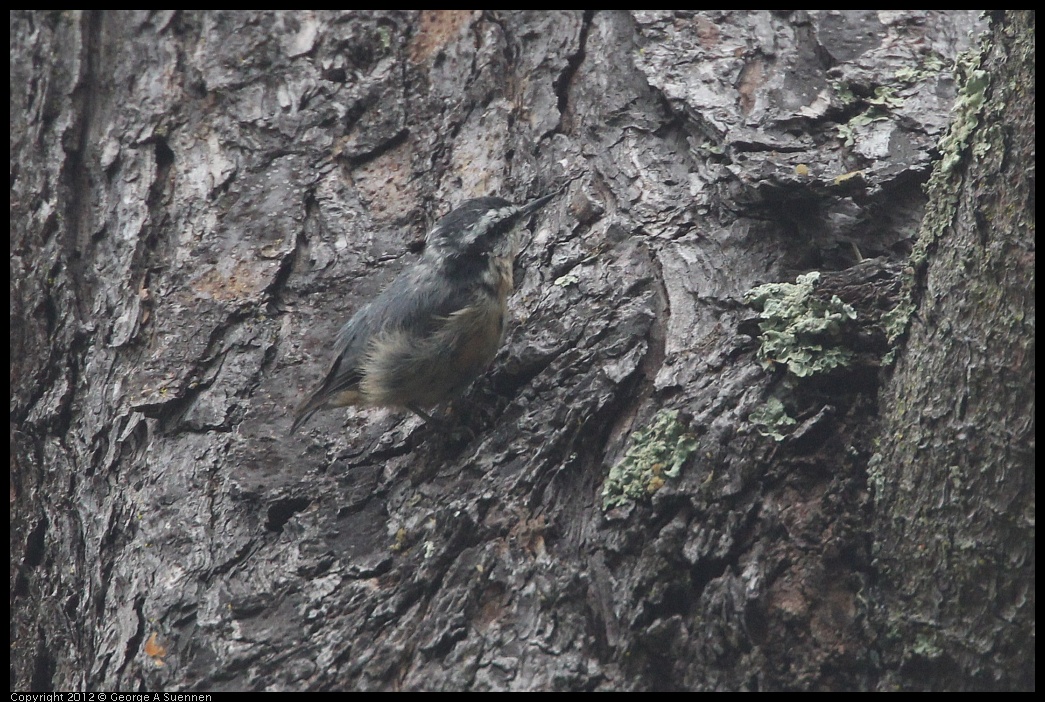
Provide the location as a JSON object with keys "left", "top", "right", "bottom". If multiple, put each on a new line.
{"left": 10, "top": 10, "right": 1029, "bottom": 692}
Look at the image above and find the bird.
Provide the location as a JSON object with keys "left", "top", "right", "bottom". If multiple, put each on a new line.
{"left": 290, "top": 193, "right": 556, "bottom": 434}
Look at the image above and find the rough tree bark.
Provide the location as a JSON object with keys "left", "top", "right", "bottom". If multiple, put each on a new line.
{"left": 870, "top": 10, "right": 1034, "bottom": 691}
{"left": 10, "top": 10, "right": 1029, "bottom": 692}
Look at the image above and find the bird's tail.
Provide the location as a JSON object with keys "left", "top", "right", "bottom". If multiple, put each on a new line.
{"left": 289, "top": 392, "right": 326, "bottom": 434}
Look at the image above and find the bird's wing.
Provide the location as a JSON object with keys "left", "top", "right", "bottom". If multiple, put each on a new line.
{"left": 322, "top": 264, "right": 475, "bottom": 397}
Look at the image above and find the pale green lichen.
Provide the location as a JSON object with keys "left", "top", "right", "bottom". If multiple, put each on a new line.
{"left": 831, "top": 80, "right": 858, "bottom": 106}
{"left": 911, "top": 632, "right": 944, "bottom": 659}
{"left": 836, "top": 108, "right": 891, "bottom": 147}
{"left": 893, "top": 52, "right": 948, "bottom": 85}
{"left": 935, "top": 50, "right": 989, "bottom": 175}
{"left": 602, "top": 410, "right": 697, "bottom": 510}
{"left": 866, "top": 85, "right": 906, "bottom": 109}
{"left": 887, "top": 37, "right": 992, "bottom": 353}
{"left": 749, "top": 397, "right": 797, "bottom": 442}
{"left": 834, "top": 51, "right": 947, "bottom": 148}
{"left": 744, "top": 272, "right": 858, "bottom": 378}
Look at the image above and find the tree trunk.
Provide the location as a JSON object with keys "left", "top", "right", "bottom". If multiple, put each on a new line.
{"left": 870, "top": 10, "right": 1035, "bottom": 691}
{"left": 11, "top": 10, "right": 1028, "bottom": 692}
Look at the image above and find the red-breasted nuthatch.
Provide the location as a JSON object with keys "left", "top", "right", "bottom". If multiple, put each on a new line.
{"left": 290, "top": 193, "right": 555, "bottom": 434}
